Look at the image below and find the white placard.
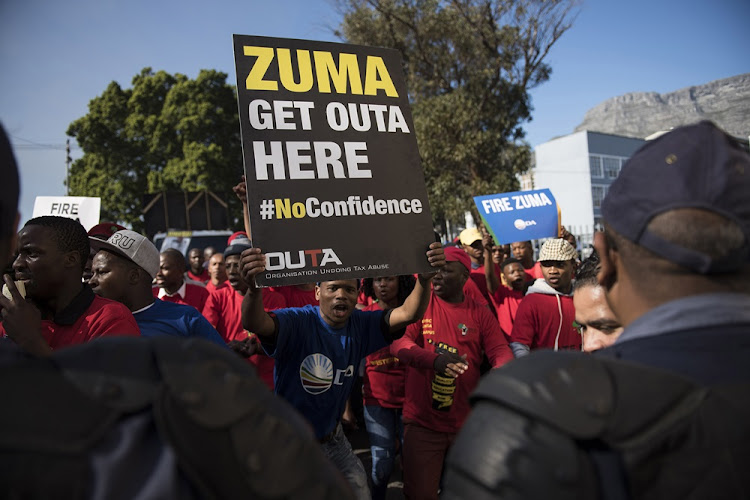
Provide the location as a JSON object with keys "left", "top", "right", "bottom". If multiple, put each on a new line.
{"left": 32, "top": 196, "right": 101, "bottom": 231}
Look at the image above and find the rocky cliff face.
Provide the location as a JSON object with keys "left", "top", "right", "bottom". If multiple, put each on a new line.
{"left": 574, "top": 73, "right": 750, "bottom": 139}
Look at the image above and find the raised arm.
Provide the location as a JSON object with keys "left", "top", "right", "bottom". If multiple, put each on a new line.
{"left": 232, "top": 175, "right": 253, "bottom": 241}
{"left": 386, "top": 242, "right": 445, "bottom": 333}
{"left": 239, "top": 248, "right": 277, "bottom": 340}
{"left": 483, "top": 233, "right": 501, "bottom": 295}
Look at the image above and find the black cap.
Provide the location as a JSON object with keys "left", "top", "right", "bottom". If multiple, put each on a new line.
{"left": 602, "top": 121, "right": 750, "bottom": 274}
{"left": 224, "top": 235, "right": 252, "bottom": 258}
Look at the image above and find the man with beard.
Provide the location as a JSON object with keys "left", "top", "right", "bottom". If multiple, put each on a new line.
{"left": 0, "top": 216, "right": 139, "bottom": 355}
{"left": 240, "top": 242, "right": 445, "bottom": 500}
{"left": 89, "top": 230, "right": 226, "bottom": 347}
{"left": 391, "top": 247, "right": 513, "bottom": 499}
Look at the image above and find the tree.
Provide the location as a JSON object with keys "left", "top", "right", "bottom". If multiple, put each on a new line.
{"left": 66, "top": 68, "right": 243, "bottom": 232}
{"left": 335, "top": 0, "right": 578, "bottom": 226}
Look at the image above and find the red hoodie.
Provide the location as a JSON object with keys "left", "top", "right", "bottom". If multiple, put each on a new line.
{"left": 510, "top": 279, "right": 581, "bottom": 352}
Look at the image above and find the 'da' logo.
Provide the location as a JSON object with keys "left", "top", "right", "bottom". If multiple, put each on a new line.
{"left": 110, "top": 232, "right": 135, "bottom": 249}
{"left": 513, "top": 219, "right": 538, "bottom": 230}
{"left": 300, "top": 353, "right": 334, "bottom": 394}
{"left": 266, "top": 248, "right": 342, "bottom": 271}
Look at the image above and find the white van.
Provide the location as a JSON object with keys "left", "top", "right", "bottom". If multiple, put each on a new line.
{"left": 152, "top": 230, "right": 236, "bottom": 256}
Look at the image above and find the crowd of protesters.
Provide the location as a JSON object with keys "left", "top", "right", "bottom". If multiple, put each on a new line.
{"left": 1, "top": 120, "right": 749, "bottom": 499}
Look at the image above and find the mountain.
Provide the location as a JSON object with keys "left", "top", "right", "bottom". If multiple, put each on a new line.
{"left": 574, "top": 74, "right": 750, "bottom": 139}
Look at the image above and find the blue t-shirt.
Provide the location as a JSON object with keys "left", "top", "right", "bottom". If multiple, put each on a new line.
{"left": 134, "top": 299, "right": 227, "bottom": 348}
{"left": 266, "top": 305, "right": 387, "bottom": 439}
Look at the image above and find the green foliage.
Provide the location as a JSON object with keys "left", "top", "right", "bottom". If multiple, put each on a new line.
{"left": 336, "top": 0, "right": 577, "bottom": 224}
{"left": 67, "top": 68, "right": 243, "bottom": 232}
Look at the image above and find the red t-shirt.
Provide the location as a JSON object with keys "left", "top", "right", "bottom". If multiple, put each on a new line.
{"left": 153, "top": 283, "right": 209, "bottom": 314}
{"left": 358, "top": 289, "right": 375, "bottom": 307}
{"left": 469, "top": 266, "right": 493, "bottom": 303}
{"left": 524, "top": 262, "right": 544, "bottom": 282}
{"left": 392, "top": 293, "right": 513, "bottom": 434}
{"left": 205, "top": 280, "right": 228, "bottom": 294}
{"left": 462, "top": 278, "right": 489, "bottom": 308}
{"left": 510, "top": 292, "right": 581, "bottom": 351}
{"left": 202, "top": 286, "right": 287, "bottom": 389}
{"left": 202, "top": 286, "right": 244, "bottom": 342}
{"left": 269, "top": 285, "right": 318, "bottom": 307}
{"left": 187, "top": 269, "right": 210, "bottom": 283}
{"left": 362, "top": 302, "right": 405, "bottom": 408}
{"left": 489, "top": 286, "right": 525, "bottom": 337}
{"left": 0, "top": 290, "right": 140, "bottom": 350}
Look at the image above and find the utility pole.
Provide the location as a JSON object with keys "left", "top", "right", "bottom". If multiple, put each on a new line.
{"left": 66, "top": 139, "right": 71, "bottom": 195}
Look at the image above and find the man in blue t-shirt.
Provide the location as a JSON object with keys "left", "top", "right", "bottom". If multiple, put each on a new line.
{"left": 240, "top": 242, "right": 445, "bottom": 500}
{"left": 89, "top": 230, "right": 226, "bottom": 348}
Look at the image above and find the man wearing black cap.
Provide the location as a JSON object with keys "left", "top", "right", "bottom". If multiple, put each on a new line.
{"left": 202, "top": 235, "right": 286, "bottom": 388}
{"left": 89, "top": 230, "right": 227, "bottom": 347}
{"left": 441, "top": 121, "right": 750, "bottom": 499}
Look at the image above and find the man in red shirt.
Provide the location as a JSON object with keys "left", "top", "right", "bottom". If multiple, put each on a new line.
{"left": 510, "top": 238, "right": 581, "bottom": 357}
{"left": 270, "top": 283, "right": 319, "bottom": 307}
{"left": 392, "top": 247, "right": 513, "bottom": 499}
{"left": 0, "top": 216, "right": 140, "bottom": 355}
{"left": 484, "top": 248, "right": 528, "bottom": 338}
{"left": 205, "top": 252, "right": 228, "bottom": 294}
{"left": 186, "top": 247, "right": 210, "bottom": 283}
{"left": 203, "top": 236, "right": 286, "bottom": 388}
{"left": 459, "top": 227, "right": 492, "bottom": 302}
{"left": 153, "top": 248, "right": 209, "bottom": 313}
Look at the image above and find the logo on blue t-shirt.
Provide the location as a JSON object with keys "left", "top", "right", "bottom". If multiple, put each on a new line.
{"left": 300, "top": 353, "right": 334, "bottom": 394}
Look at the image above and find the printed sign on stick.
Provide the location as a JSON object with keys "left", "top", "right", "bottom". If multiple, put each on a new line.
{"left": 32, "top": 196, "right": 101, "bottom": 231}
{"left": 233, "top": 35, "right": 435, "bottom": 286}
{"left": 474, "top": 189, "right": 559, "bottom": 244}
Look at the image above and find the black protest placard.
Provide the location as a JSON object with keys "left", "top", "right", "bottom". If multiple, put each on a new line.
{"left": 233, "top": 35, "right": 435, "bottom": 287}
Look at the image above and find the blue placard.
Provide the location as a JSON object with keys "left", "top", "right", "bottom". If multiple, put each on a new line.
{"left": 473, "top": 189, "right": 559, "bottom": 244}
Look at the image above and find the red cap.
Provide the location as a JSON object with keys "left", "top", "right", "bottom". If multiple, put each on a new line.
{"left": 88, "top": 222, "right": 126, "bottom": 240}
{"left": 444, "top": 246, "right": 471, "bottom": 271}
{"left": 228, "top": 231, "right": 248, "bottom": 245}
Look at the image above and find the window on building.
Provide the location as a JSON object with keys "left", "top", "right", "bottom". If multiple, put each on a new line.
{"left": 604, "top": 157, "right": 620, "bottom": 178}
{"left": 592, "top": 185, "right": 607, "bottom": 208}
{"left": 590, "top": 155, "right": 602, "bottom": 177}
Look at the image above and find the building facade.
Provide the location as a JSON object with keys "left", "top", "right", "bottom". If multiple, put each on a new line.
{"left": 525, "top": 130, "right": 645, "bottom": 232}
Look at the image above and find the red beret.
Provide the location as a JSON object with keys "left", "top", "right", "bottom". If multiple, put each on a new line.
{"left": 87, "top": 222, "right": 126, "bottom": 240}
{"left": 444, "top": 246, "right": 471, "bottom": 271}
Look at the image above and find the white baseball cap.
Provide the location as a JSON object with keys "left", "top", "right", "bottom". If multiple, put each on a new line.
{"left": 89, "top": 229, "right": 160, "bottom": 279}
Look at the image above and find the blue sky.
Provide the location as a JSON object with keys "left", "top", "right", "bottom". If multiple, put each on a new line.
{"left": 1, "top": 0, "right": 748, "bottom": 224}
